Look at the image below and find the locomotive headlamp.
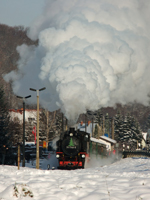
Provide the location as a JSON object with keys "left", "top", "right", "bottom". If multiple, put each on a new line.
{"left": 85, "top": 135, "right": 88, "bottom": 138}
{"left": 81, "top": 154, "right": 85, "bottom": 158}
{"left": 70, "top": 133, "right": 73, "bottom": 136}
{"left": 56, "top": 154, "right": 60, "bottom": 158}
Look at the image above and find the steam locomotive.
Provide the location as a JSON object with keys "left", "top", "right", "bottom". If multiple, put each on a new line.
{"left": 56, "top": 127, "right": 90, "bottom": 169}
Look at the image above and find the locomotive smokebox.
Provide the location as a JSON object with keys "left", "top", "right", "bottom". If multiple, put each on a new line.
{"left": 69, "top": 127, "right": 75, "bottom": 133}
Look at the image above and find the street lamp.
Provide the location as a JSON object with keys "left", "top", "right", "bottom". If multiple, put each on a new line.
{"left": 17, "top": 95, "right": 31, "bottom": 167}
{"left": 29, "top": 87, "right": 46, "bottom": 169}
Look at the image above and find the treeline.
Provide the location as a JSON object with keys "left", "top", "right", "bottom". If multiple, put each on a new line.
{"left": 0, "top": 23, "right": 37, "bottom": 109}
{"left": 92, "top": 110, "right": 143, "bottom": 151}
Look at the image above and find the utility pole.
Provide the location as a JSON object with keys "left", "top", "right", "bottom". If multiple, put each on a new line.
{"left": 18, "top": 143, "right": 20, "bottom": 170}
{"left": 30, "top": 87, "right": 46, "bottom": 169}
{"left": 85, "top": 114, "right": 87, "bottom": 132}
{"left": 23, "top": 100, "right": 25, "bottom": 166}
{"left": 103, "top": 116, "right": 105, "bottom": 136}
{"left": 17, "top": 95, "right": 31, "bottom": 167}
{"left": 46, "top": 111, "right": 49, "bottom": 150}
{"left": 37, "top": 90, "right": 39, "bottom": 169}
{"left": 62, "top": 113, "right": 64, "bottom": 133}
{"left": 92, "top": 117, "right": 93, "bottom": 137}
{"left": 111, "top": 117, "right": 114, "bottom": 140}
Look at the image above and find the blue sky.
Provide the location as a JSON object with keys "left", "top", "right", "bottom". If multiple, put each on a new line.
{"left": 0, "top": 0, "right": 45, "bottom": 27}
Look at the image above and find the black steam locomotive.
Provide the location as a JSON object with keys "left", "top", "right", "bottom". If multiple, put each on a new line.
{"left": 56, "top": 127, "right": 90, "bottom": 169}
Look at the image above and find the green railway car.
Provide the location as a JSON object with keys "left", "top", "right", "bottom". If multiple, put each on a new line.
{"left": 89, "top": 137, "right": 107, "bottom": 158}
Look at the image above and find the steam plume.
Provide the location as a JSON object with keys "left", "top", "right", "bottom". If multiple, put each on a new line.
{"left": 4, "top": 0, "right": 150, "bottom": 123}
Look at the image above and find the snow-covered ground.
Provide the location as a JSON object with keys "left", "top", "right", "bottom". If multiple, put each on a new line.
{"left": 0, "top": 156, "right": 150, "bottom": 200}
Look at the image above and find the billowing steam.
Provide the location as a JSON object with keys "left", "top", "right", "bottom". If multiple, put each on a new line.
{"left": 4, "top": 0, "right": 150, "bottom": 123}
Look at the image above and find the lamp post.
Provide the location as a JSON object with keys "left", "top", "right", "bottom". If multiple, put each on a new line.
{"left": 29, "top": 87, "right": 46, "bottom": 169}
{"left": 17, "top": 95, "right": 31, "bottom": 167}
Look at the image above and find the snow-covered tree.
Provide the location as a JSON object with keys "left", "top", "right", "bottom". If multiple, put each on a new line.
{"left": 114, "top": 111, "right": 123, "bottom": 142}
{"left": 114, "top": 112, "right": 143, "bottom": 150}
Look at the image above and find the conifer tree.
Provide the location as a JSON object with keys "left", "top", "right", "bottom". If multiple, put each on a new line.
{"left": 145, "top": 114, "right": 150, "bottom": 131}
{"left": 95, "top": 109, "right": 103, "bottom": 126}
{"left": 114, "top": 111, "right": 123, "bottom": 142}
{"left": 0, "top": 87, "right": 10, "bottom": 145}
{"left": 0, "top": 86, "right": 14, "bottom": 164}
{"left": 114, "top": 112, "right": 143, "bottom": 150}
{"left": 105, "top": 113, "right": 110, "bottom": 136}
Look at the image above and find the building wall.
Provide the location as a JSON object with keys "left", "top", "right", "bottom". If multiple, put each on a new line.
{"left": 99, "top": 139, "right": 111, "bottom": 151}
{"left": 9, "top": 109, "right": 37, "bottom": 123}
{"left": 78, "top": 122, "right": 96, "bottom": 136}
{"left": 141, "top": 132, "right": 147, "bottom": 148}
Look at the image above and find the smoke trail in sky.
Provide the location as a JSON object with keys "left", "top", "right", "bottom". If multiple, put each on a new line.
{"left": 4, "top": 0, "right": 150, "bottom": 123}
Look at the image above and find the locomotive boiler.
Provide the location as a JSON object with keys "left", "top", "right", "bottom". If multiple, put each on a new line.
{"left": 56, "top": 127, "right": 90, "bottom": 169}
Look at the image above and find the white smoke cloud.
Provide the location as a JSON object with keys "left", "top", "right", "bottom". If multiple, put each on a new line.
{"left": 4, "top": 0, "right": 150, "bottom": 123}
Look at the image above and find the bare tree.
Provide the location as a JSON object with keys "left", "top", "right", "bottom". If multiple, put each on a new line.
{"left": 9, "top": 117, "right": 22, "bottom": 145}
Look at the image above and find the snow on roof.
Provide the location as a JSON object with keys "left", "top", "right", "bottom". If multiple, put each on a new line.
{"left": 100, "top": 136, "right": 116, "bottom": 144}
{"left": 90, "top": 137, "right": 106, "bottom": 145}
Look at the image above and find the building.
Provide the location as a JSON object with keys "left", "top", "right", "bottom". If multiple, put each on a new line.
{"left": 99, "top": 136, "right": 116, "bottom": 151}
{"left": 78, "top": 121, "right": 96, "bottom": 137}
{"left": 78, "top": 121, "right": 116, "bottom": 151}
{"left": 9, "top": 109, "right": 37, "bottom": 123}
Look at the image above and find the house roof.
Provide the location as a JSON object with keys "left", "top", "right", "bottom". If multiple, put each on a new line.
{"left": 90, "top": 137, "right": 106, "bottom": 145}
{"left": 100, "top": 136, "right": 116, "bottom": 144}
